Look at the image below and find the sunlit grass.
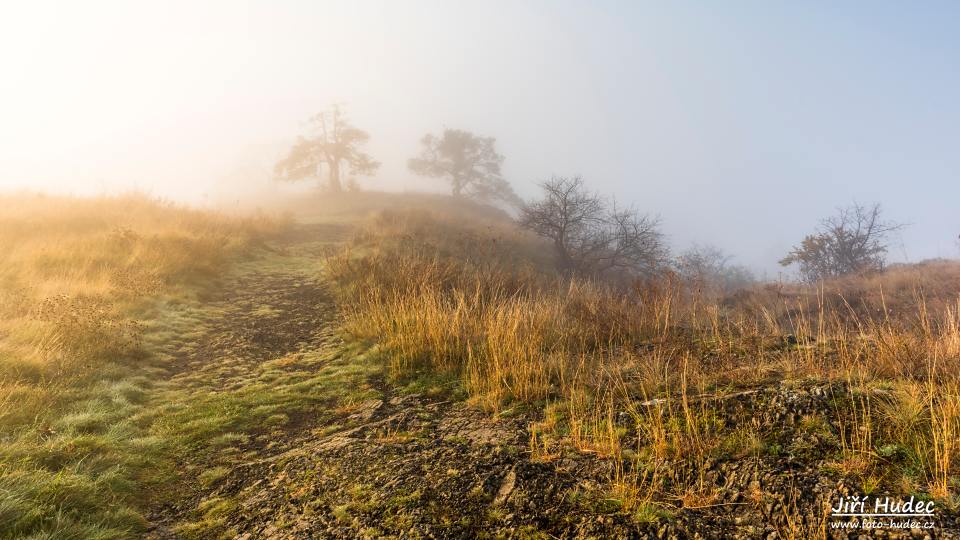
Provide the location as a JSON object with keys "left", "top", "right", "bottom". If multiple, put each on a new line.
{"left": 0, "top": 193, "right": 280, "bottom": 538}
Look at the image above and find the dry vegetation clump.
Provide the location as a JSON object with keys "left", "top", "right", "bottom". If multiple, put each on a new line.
{"left": 328, "top": 208, "right": 672, "bottom": 409}
{"left": 0, "top": 192, "right": 281, "bottom": 538}
{"left": 330, "top": 206, "right": 960, "bottom": 521}
{"left": 729, "top": 258, "right": 960, "bottom": 328}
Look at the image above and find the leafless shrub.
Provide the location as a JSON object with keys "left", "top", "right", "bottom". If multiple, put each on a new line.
{"left": 675, "top": 244, "right": 755, "bottom": 296}
{"left": 780, "top": 203, "right": 903, "bottom": 283}
{"left": 519, "top": 176, "right": 668, "bottom": 278}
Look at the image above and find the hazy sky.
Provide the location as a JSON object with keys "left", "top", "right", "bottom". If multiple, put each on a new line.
{"left": 2, "top": 1, "right": 958, "bottom": 273}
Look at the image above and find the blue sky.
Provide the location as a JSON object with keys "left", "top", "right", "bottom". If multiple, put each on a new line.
{"left": 1, "top": 1, "right": 957, "bottom": 273}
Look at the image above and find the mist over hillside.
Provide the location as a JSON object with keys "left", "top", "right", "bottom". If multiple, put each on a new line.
{"left": 3, "top": 6, "right": 960, "bottom": 537}
{"left": 3, "top": 2, "right": 960, "bottom": 275}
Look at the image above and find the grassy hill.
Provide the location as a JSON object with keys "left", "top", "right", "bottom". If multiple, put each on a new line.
{"left": 0, "top": 191, "right": 957, "bottom": 538}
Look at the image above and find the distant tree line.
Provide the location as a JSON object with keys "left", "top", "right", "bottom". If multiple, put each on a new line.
{"left": 276, "top": 104, "right": 904, "bottom": 286}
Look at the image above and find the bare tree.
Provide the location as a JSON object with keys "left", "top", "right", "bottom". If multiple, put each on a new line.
{"left": 519, "top": 176, "right": 668, "bottom": 277}
{"left": 780, "top": 203, "right": 903, "bottom": 282}
{"left": 408, "top": 129, "right": 520, "bottom": 206}
{"left": 275, "top": 105, "right": 379, "bottom": 192}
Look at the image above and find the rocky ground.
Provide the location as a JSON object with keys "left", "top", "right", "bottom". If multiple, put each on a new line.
{"left": 186, "top": 383, "right": 960, "bottom": 539}
{"left": 144, "top": 225, "right": 958, "bottom": 539}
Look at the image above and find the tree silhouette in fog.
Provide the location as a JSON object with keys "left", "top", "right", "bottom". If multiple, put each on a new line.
{"left": 408, "top": 129, "right": 520, "bottom": 206}
{"left": 780, "top": 203, "right": 903, "bottom": 282}
{"left": 520, "top": 175, "right": 668, "bottom": 277}
{"left": 275, "top": 105, "right": 379, "bottom": 192}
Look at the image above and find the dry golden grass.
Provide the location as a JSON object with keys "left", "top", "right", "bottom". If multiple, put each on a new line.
{"left": 0, "top": 192, "right": 279, "bottom": 388}
{"left": 329, "top": 204, "right": 960, "bottom": 518}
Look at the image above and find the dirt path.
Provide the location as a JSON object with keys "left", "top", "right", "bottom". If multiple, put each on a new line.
{"left": 140, "top": 224, "right": 576, "bottom": 538}
{"left": 138, "top": 224, "right": 633, "bottom": 538}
